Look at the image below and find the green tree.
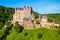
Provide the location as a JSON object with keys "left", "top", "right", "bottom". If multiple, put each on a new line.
{"left": 14, "top": 22, "right": 24, "bottom": 33}
{"left": 0, "top": 22, "right": 3, "bottom": 29}
{"left": 35, "top": 19, "right": 40, "bottom": 24}
{"left": 5, "top": 22, "right": 11, "bottom": 27}
{"left": 33, "top": 11, "right": 40, "bottom": 19}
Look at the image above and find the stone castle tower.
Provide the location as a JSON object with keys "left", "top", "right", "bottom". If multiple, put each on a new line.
{"left": 12, "top": 6, "right": 35, "bottom": 28}
{"left": 39, "top": 15, "right": 48, "bottom": 26}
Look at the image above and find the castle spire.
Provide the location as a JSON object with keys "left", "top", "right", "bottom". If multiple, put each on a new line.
{"left": 15, "top": 8, "right": 17, "bottom": 14}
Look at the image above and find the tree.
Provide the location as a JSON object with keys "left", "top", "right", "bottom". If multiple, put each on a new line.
{"left": 0, "top": 6, "right": 14, "bottom": 27}
{"left": 35, "top": 19, "right": 40, "bottom": 24}
{"left": 0, "top": 22, "right": 3, "bottom": 29}
{"left": 37, "top": 33, "right": 43, "bottom": 39}
{"left": 14, "top": 22, "right": 24, "bottom": 33}
{"left": 5, "top": 22, "right": 11, "bottom": 27}
{"left": 33, "top": 11, "right": 40, "bottom": 19}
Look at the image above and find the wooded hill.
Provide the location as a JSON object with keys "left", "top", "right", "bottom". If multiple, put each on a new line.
{"left": 0, "top": 6, "right": 14, "bottom": 29}
{"left": 45, "top": 13, "right": 60, "bottom": 24}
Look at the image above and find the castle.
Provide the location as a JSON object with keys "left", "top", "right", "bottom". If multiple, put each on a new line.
{"left": 12, "top": 6, "right": 59, "bottom": 28}
{"left": 12, "top": 6, "right": 35, "bottom": 28}
{"left": 39, "top": 16, "right": 59, "bottom": 28}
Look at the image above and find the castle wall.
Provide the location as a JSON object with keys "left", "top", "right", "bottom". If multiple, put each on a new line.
{"left": 23, "top": 19, "right": 34, "bottom": 28}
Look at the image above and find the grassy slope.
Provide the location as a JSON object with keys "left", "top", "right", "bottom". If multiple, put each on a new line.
{"left": 6, "top": 27, "right": 60, "bottom": 40}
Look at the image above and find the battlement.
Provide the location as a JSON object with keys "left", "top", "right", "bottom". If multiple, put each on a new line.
{"left": 15, "top": 6, "right": 31, "bottom": 11}
{"left": 24, "top": 6, "right": 31, "bottom": 9}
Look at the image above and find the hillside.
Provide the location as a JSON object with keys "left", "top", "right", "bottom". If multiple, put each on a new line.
{"left": 6, "top": 27, "right": 60, "bottom": 40}
{"left": 0, "top": 6, "right": 14, "bottom": 29}
{"left": 32, "top": 11, "right": 40, "bottom": 19}
{"left": 0, "top": 6, "right": 60, "bottom": 40}
{"left": 46, "top": 13, "right": 60, "bottom": 24}
{"left": 0, "top": 22, "right": 60, "bottom": 40}
{"left": 0, "top": 23, "right": 60, "bottom": 40}
{"left": 0, "top": 26, "right": 60, "bottom": 40}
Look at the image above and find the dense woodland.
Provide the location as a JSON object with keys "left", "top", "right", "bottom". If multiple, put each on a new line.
{"left": 0, "top": 6, "right": 60, "bottom": 40}
{"left": 0, "top": 6, "right": 14, "bottom": 29}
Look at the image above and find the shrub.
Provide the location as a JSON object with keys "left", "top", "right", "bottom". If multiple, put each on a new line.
{"left": 37, "top": 33, "right": 43, "bottom": 39}
{"left": 59, "top": 25, "right": 60, "bottom": 29}
{"left": 24, "top": 32, "right": 28, "bottom": 36}
{"left": 0, "top": 27, "right": 8, "bottom": 40}
{"left": 0, "top": 23, "right": 13, "bottom": 40}
{"left": 35, "top": 19, "right": 40, "bottom": 24}
{"left": 0, "top": 22, "right": 3, "bottom": 29}
{"left": 14, "top": 22, "right": 24, "bottom": 33}
{"left": 5, "top": 22, "right": 11, "bottom": 27}
{"left": 0, "top": 31, "right": 4, "bottom": 38}
{"left": 57, "top": 30, "right": 60, "bottom": 34}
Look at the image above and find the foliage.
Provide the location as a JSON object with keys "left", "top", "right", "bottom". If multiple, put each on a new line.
{"left": 0, "top": 22, "right": 3, "bottom": 29}
{"left": 33, "top": 11, "right": 40, "bottom": 19}
{"left": 24, "top": 32, "right": 28, "bottom": 36}
{"left": 35, "top": 19, "right": 40, "bottom": 24}
{"left": 37, "top": 33, "right": 43, "bottom": 39}
{"left": 45, "top": 13, "right": 60, "bottom": 24}
{"left": 57, "top": 30, "right": 60, "bottom": 34}
{"left": 0, "top": 23, "right": 13, "bottom": 40}
{"left": 5, "top": 22, "right": 12, "bottom": 27}
{"left": 0, "top": 27, "right": 8, "bottom": 39}
{"left": 14, "top": 22, "right": 24, "bottom": 33}
{"left": 0, "top": 6, "right": 14, "bottom": 28}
